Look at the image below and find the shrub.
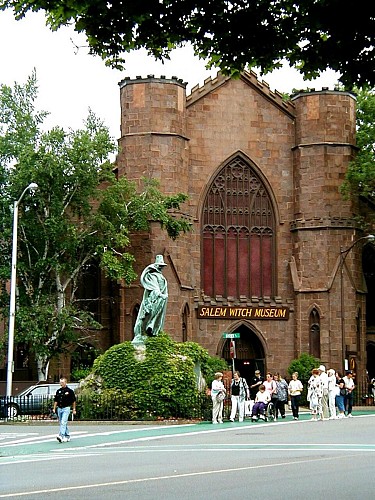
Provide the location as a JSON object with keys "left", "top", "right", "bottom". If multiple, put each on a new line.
{"left": 287, "top": 353, "right": 320, "bottom": 405}
{"left": 71, "top": 368, "right": 91, "bottom": 381}
{"left": 87, "top": 332, "right": 228, "bottom": 420}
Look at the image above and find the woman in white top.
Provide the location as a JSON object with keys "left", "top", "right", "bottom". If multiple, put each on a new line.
{"left": 251, "top": 384, "right": 271, "bottom": 421}
{"left": 211, "top": 372, "right": 226, "bottom": 424}
{"left": 288, "top": 372, "right": 303, "bottom": 420}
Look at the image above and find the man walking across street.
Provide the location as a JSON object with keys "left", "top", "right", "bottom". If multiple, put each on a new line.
{"left": 53, "top": 377, "right": 77, "bottom": 442}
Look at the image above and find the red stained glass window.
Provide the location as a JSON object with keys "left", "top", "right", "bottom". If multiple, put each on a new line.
{"left": 202, "top": 157, "right": 275, "bottom": 299}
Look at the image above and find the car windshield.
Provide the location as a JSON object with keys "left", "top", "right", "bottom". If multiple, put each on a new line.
{"left": 17, "top": 386, "right": 49, "bottom": 397}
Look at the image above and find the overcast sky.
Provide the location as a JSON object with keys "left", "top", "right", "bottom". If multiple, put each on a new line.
{"left": 1, "top": 10, "right": 340, "bottom": 140}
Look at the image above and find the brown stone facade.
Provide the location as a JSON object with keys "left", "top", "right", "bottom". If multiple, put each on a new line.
{"left": 115, "top": 72, "right": 372, "bottom": 386}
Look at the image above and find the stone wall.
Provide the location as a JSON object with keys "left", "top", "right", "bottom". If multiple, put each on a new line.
{"left": 115, "top": 72, "right": 365, "bottom": 380}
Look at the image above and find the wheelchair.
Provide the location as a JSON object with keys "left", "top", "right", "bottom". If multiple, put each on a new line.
{"left": 250, "top": 401, "right": 275, "bottom": 422}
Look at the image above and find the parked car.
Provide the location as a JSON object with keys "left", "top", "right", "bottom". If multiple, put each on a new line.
{"left": 1, "top": 382, "right": 80, "bottom": 418}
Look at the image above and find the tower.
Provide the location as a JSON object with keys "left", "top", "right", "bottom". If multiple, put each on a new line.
{"left": 290, "top": 89, "right": 362, "bottom": 373}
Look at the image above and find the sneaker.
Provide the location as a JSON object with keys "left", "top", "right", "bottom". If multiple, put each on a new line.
{"left": 61, "top": 437, "right": 68, "bottom": 443}
{"left": 294, "top": 417, "right": 299, "bottom": 420}
{"left": 212, "top": 421, "right": 218, "bottom": 424}
{"left": 56, "top": 435, "right": 62, "bottom": 443}
{"left": 229, "top": 418, "right": 234, "bottom": 422}
{"left": 66, "top": 436, "right": 71, "bottom": 442}
{"left": 218, "top": 420, "right": 223, "bottom": 424}
{"left": 347, "top": 414, "right": 353, "bottom": 418}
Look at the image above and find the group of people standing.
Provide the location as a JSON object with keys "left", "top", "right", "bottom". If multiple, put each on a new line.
{"left": 210, "top": 369, "right": 303, "bottom": 424}
{"left": 307, "top": 365, "right": 355, "bottom": 420}
{"left": 211, "top": 366, "right": 356, "bottom": 424}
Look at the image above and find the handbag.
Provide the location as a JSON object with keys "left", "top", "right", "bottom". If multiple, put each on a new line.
{"left": 216, "top": 391, "right": 225, "bottom": 402}
{"left": 340, "top": 387, "right": 346, "bottom": 396}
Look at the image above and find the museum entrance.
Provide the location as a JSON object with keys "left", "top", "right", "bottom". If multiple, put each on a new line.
{"left": 221, "top": 324, "right": 265, "bottom": 384}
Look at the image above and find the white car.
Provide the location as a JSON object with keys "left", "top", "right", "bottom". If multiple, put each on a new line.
{"left": 1, "top": 382, "right": 79, "bottom": 418}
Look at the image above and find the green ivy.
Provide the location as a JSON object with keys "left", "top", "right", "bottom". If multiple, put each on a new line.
{"left": 87, "top": 332, "right": 229, "bottom": 420}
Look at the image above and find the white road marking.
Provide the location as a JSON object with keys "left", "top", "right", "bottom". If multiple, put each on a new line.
{"left": 0, "top": 455, "right": 360, "bottom": 498}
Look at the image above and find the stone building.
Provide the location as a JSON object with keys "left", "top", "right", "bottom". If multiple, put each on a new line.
{"left": 114, "top": 71, "right": 375, "bottom": 388}
{"left": 3, "top": 70, "right": 374, "bottom": 393}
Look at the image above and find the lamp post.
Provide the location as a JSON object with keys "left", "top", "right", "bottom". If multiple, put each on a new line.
{"left": 6, "top": 183, "right": 38, "bottom": 398}
{"left": 340, "top": 234, "right": 375, "bottom": 374}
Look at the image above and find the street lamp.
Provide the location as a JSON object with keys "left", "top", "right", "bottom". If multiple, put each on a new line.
{"left": 6, "top": 183, "right": 38, "bottom": 398}
{"left": 340, "top": 234, "right": 375, "bottom": 374}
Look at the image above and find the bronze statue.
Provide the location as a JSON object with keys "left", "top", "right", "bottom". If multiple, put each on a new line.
{"left": 133, "top": 255, "right": 168, "bottom": 345}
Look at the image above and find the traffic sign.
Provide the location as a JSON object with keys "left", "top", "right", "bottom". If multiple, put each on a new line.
{"left": 222, "top": 332, "right": 240, "bottom": 339}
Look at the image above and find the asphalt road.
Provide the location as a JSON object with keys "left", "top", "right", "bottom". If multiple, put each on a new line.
{"left": 1, "top": 411, "right": 374, "bottom": 499}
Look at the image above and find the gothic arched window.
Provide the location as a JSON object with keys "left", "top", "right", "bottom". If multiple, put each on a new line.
{"left": 309, "top": 308, "right": 321, "bottom": 359}
{"left": 132, "top": 304, "right": 140, "bottom": 340}
{"left": 182, "top": 303, "right": 189, "bottom": 342}
{"left": 202, "top": 156, "right": 276, "bottom": 299}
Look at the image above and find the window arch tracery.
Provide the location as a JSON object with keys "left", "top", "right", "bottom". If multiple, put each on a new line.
{"left": 201, "top": 156, "right": 276, "bottom": 299}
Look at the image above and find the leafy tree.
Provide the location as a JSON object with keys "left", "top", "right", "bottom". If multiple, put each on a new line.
{"left": 0, "top": 72, "right": 190, "bottom": 380}
{"left": 1, "top": 0, "right": 374, "bottom": 88}
{"left": 341, "top": 87, "right": 375, "bottom": 202}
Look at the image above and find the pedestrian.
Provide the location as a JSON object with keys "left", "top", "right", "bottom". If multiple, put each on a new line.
{"left": 53, "top": 377, "right": 77, "bottom": 443}
{"left": 211, "top": 372, "right": 226, "bottom": 424}
{"left": 307, "top": 368, "right": 323, "bottom": 420}
{"left": 273, "top": 373, "right": 288, "bottom": 419}
{"left": 335, "top": 371, "right": 346, "bottom": 418}
{"left": 288, "top": 372, "right": 303, "bottom": 420}
{"left": 249, "top": 370, "right": 264, "bottom": 401}
{"left": 343, "top": 370, "right": 355, "bottom": 417}
{"left": 251, "top": 384, "right": 271, "bottom": 421}
{"left": 264, "top": 372, "right": 277, "bottom": 400}
{"left": 318, "top": 364, "right": 329, "bottom": 419}
{"left": 327, "top": 368, "right": 338, "bottom": 419}
{"left": 229, "top": 371, "right": 250, "bottom": 422}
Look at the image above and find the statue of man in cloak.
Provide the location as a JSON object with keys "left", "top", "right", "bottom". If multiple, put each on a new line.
{"left": 132, "top": 255, "right": 168, "bottom": 345}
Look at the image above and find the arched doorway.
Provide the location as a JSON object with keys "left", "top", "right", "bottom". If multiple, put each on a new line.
{"left": 221, "top": 324, "right": 265, "bottom": 383}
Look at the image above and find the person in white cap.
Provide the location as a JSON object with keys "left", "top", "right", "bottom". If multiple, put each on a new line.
{"left": 133, "top": 255, "right": 168, "bottom": 344}
{"left": 318, "top": 365, "right": 329, "bottom": 419}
